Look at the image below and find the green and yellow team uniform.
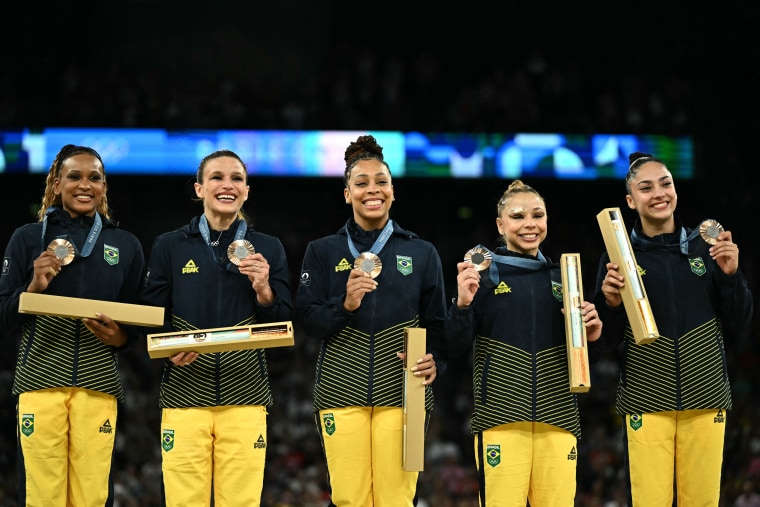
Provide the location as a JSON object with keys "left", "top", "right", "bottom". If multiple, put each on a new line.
{"left": 296, "top": 218, "right": 447, "bottom": 507}
{"left": 447, "top": 246, "right": 581, "bottom": 507}
{"left": 0, "top": 207, "right": 145, "bottom": 506}
{"left": 140, "top": 216, "right": 293, "bottom": 507}
{"left": 593, "top": 218, "right": 753, "bottom": 506}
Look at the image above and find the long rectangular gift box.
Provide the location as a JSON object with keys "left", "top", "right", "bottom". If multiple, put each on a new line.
{"left": 596, "top": 207, "right": 659, "bottom": 344}
{"left": 146, "top": 321, "right": 294, "bottom": 358}
{"left": 560, "top": 253, "right": 592, "bottom": 393}
{"left": 19, "top": 292, "right": 164, "bottom": 327}
{"left": 402, "top": 327, "right": 426, "bottom": 472}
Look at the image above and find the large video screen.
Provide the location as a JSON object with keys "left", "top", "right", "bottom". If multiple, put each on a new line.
{"left": 0, "top": 129, "right": 694, "bottom": 179}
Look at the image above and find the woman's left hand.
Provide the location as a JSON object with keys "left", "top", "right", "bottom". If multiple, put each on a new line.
{"left": 82, "top": 312, "right": 127, "bottom": 347}
{"left": 397, "top": 351, "right": 437, "bottom": 385}
{"left": 169, "top": 351, "right": 199, "bottom": 367}
{"left": 580, "top": 301, "right": 603, "bottom": 342}
{"left": 239, "top": 253, "right": 274, "bottom": 304}
{"left": 710, "top": 230, "right": 739, "bottom": 276}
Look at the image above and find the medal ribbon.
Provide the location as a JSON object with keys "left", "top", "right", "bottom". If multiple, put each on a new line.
{"left": 199, "top": 215, "right": 247, "bottom": 249}
{"left": 40, "top": 206, "right": 103, "bottom": 258}
{"left": 199, "top": 215, "right": 248, "bottom": 271}
{"left": 345, "top": 219, "right": 395, "bottom": 259}
{"left": 680, "top": 227, "right": 702, "bottom": 255}
{"left": 470, "top": 245, "right": 550, "bottom": 287}
{"left": 630, "top": 226, "right": 700, "bottom": 256}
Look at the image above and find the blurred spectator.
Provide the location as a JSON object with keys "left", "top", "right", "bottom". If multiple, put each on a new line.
{"left": 736, "top": 479, "right": 760, "bottom": 507}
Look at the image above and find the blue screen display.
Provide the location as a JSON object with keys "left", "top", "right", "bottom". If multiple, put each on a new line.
{"left": 0, "top": 128, "right": 693, "bottom": 179}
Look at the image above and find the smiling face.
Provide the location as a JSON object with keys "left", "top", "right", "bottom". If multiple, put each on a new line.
{"left": 344, "top": 158, "right": 394, "bottom": 230}
{"left": 194, "top": 156, "right": 249, "bottom": 222}
{"left": 626, "top": 160, "right": 677, "bottom": 235}
{"left": 496, "top": 192, "right": 547, "bottom": 257}
{"left": 53, "top": 153, "right": 106, "bottom": 218}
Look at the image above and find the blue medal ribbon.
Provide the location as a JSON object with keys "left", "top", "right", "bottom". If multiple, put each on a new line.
{"left": 630, "top": 226, "right": 700, "bottom": 256}
{"left": 40, "top": 206, "right": 103, "bottom": 258}
{"left": 345, "top": 219, "right": 395, "bottom": 259}
{"left": 199, "top": 215, "right": 249, "bottom": 271}
{"left": 468, "top": 244, "right": 550, "bottom": 287}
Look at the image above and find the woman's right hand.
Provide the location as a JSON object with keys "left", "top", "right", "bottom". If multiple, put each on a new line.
{"left": 343, "top": 268, "right": 378, "bottom": 312}
{"left": 170, "top": 351, "right": 199, "bottom": 367}
{"left": 27, "top": 251, "right": 62, "bottom": 293}
{"left": 601, "top": 262, "right": 624, "bottom": 308}
{"left": 455, "top": 261, "right": 480, "bottom": 309}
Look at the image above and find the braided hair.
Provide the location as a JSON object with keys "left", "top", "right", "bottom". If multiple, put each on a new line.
{"left": 37, "top": 144, "right": 110, "bottom": 221}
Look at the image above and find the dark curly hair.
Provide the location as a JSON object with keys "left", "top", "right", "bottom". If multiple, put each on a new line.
{"left": 343, "top": 134, "right": 390, "bottom": 186}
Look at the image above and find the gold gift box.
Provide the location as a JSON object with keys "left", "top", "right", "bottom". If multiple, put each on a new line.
{"left": 402, "top": 327, "right": 426, "bottom": 472}
{"left": 596, "top": 208, "right": 659, "bottom": 344}
{"left": 560, "top": 253, "right": 591, "bottom": 393}
{"left": 18, "top": 292, "right": 164, "bottom": 327}
{"left": 146, "top": 321, "right": 294, "bottom": 358}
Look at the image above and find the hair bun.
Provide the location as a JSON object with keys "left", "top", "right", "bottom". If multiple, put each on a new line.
{"left": 344, "top": 134, "right": 384, "bottom": 166}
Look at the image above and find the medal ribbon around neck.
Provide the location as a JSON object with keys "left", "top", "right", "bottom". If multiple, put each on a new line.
{"left": 345, "top": 219, "right": 394, "bottom": 260}
{"left": 631, "top": 226, "right": 700, "bottom": 256}
{"left": 40, "top": 206, "right": 103, "bottom": 258}
{"left": 476, "top": 245, "right": 550, "bottom": 287}
{"left": 199, "top": 215, "right": 248, "bottom": 269}
{"left": 679, "top": 227, "right": 701, "bottom": 255}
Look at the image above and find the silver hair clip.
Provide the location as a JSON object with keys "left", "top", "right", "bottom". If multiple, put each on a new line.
{"left": 628, "top": 156, "right": 652, "bottom": 171}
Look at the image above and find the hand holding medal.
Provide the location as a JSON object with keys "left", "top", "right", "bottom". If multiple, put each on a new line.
{"left": 230, "top": 240, "right": 263, "bottom": 277}
{"left": 343, "top": 219, "right": 391, "bottom": 312}
{"left": 231, "top": 242, "right": 276, "bottom": 304}
{"left": 343, "top": 253, "right": 380, "bottom": 312}
{"left": 39, "top": 238, "right": 75, "bottom": 278}
{"left": 698, "top": 218, "right": 740, "bottom": 276}
{"left": 28, "top": 241, "right": 68, "bottom": 291}
{"left": 455, "top": 246, "right": 491, "bottom": 309}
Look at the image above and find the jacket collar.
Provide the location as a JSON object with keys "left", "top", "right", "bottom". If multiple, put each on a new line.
{"left": 339, "top": 217, "right": 418, "bottom": 240}
{"left": 45, "top": 206, "right": 115, "bottom": 229}
{"left": 631, "top": 216, "right": 702, "bottom": 255}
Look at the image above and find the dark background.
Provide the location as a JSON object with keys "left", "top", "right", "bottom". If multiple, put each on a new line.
{"left": 1, "top": 1, "right": 759, "bottom": 505}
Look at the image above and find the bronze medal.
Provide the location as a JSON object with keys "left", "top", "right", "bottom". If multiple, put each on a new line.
{"left": 464, "top": 246, "right": 492, "bottom": 271}
{"left": 47, "top": 239, "right": 76, "bottom": 266}
{"left": 354, "top": 252, "right": 382, "bottom": 279}
{"left": 699, "top": 219, "right": 724, "bottom": 245}
{"left": 227, "top": 240, "right": 255, "bottom": 266}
